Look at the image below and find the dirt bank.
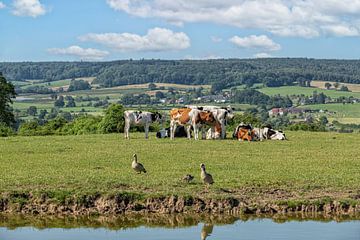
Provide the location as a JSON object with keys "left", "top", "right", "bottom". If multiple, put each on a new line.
{"left": 0, "top": 191, "right": 359, "bottom": 217}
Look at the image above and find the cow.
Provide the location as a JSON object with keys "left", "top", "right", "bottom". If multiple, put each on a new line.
{"left": 156, "top": 126, "right": 189, "bottom": 138}
{"left": 187, "top": 105, "right": 235, "bottom": 139}
{"left": 124, "top": 110, "right": 163, "bottom": 139}
{"left": 252, "top": 126, "right": 286, "bottom": 140}
{"left": 232, "top": 123, "right": 254, "bottom": 141}
{"left": 169, "top": 108, "right": 217, "bottom": 140}
{"left": 206, "top": 123, "right": 222, "bottom": 139}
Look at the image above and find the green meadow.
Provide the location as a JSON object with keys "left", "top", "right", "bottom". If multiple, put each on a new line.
{"left": 259, "top": 86, "right": 360, "bottom": 98}
{"left": 1, "top": 132, "right": 359, "bottom": 201}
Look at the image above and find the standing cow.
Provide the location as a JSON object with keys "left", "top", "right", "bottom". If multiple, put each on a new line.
{"left": 169, "top": 108, "right": 216, "bottom": 140}
{"left": 124, "top": 110, "right": 163, "bottom": 139}
{"left": 187, "top": 105, "right": 235, "bottom": 139}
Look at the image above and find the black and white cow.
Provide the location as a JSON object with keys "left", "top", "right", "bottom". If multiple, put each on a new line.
{"left": 124, "top": 110, "right": 163, "bottom": 139}
{"left": 156, "top": 126, "right": 190, "bottom": 138}
{"left": 187, "top": 105, "right": 235, "bottom": 139}
{"left": 252, "top": 126, "right": 286, "bottom": 140}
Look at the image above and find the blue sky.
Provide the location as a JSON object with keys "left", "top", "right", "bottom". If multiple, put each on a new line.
{"left": 2, "top": 0, "right": 360, "bottom": 61}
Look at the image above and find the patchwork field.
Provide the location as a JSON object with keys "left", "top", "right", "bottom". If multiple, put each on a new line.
{"left": 311, "top": 81, "right": 360, "bottom": 93}
{"left": 1, "top": 132, "right": 359, "bottom": 201}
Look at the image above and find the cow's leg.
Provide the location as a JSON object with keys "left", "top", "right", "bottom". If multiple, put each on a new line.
{"left": 221, "top": 122, "right": 226, "bottom": 139}
{"left": 201, "top": 126, "right": 206, "bottom": 140}
{"left": 186, "top": 125, "right": 192, "bottom": 139}
{"left": 193, "top": 124, "right": 199, "bottom": 140}
{"left": 170, "top": 121, "right": 176, "bottom": 140}
{"left": 145, "top": 123, "right": 149, "bottom": 139}
{"left": 124, "top": 120, "right": 130, "bottom": 139}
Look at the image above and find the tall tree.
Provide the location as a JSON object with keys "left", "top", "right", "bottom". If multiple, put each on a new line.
{"left": 0, "top": 72, "right": 16, "bottom": 127}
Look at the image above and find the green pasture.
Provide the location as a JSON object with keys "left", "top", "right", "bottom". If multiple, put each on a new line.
{"left": 0, "top": 132, "right": 359, "bottom": 199}
{"left": 259, "top": 86, "right": 360, "bottom": 98}
{"left": 301, "top": 103, "right": 360, "bottom": 118}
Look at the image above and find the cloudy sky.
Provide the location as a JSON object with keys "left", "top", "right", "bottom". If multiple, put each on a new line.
{"left": 2, "top": 0, "right": 360, "bottom": 61}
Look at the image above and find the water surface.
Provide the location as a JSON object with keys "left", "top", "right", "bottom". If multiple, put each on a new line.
{"left": 0, "top": 215, "right": 359, "bottom": 240}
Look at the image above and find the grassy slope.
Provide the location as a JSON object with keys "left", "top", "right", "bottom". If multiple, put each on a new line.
{"left": 0, "top": 132, "right": 359, "bottom": 200}
{"left": 259, "top": 86, "right": 360, "bottom": 98}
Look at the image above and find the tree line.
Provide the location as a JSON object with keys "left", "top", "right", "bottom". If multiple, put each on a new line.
{"left": 2, "top": 59, "right": 360, "bottom": 92}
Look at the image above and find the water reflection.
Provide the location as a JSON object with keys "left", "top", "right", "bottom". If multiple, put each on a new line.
{"left": 201, "top": 224, "right": 213, "bottom": 240}
{"left": 0, "top": 214, "right": 359, "bottom": 240}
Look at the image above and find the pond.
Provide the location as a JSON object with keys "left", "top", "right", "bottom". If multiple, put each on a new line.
{"left": 0, "top": 214, "right": 359, "bottom": 240}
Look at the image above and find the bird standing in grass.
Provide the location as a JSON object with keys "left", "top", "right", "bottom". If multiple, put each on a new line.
{"left": 182, "top": 174, "right": 194, "bottom": 183}
{"left": 200, "top": 163, "right": 214, "bottom": 185}
{"left": 131, "top": 154, "right": 147, "bottom": 174}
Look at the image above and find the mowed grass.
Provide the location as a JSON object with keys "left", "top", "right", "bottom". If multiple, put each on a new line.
{"left": 0, "top": 132, "right": 359, "bottom": 199}
{"left": 259, "top": 86, "right": 360, "bottom": 98}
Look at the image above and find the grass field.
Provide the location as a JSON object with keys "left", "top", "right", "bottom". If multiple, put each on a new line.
{"left": 1, "top": 132, "right": 359, "bottom": 200}
{"left": 259, "top": 86, "right": 360, "bottom": 98}
{"left": 301, "top": 103, "right": 360, "bottom": 118}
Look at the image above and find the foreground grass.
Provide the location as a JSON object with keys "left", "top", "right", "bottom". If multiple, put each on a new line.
{"left": 0, "top": 132, "right": 359, "bottom": 200}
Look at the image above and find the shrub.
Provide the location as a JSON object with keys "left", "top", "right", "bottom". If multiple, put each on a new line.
{"left": 18, "top": 121, "right": 42, "bottom": 136}
{"left": 62, "top": 115, "right": 102, "bottom": 135}
{"left": 0, "top": 123, "right": 15, "bottom": 137}
{"left": 98, "top": 104, "right": 125, "bottom": 133}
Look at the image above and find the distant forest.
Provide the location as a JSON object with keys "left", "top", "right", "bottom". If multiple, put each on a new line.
{"left": 1, "top": 58, "right": 360, "bottom": 91}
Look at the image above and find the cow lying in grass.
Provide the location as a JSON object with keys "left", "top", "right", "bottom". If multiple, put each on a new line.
{"left": 156, "top": 126, "right": 189, "bottom": 138}
{"left": 169, "top": 108, "right": 218, "bottom": 140}
{"left": 233, "top": 123, "right": 254, "bottom": 141}
{"left": 233, "top": 123, "right": 286, "bottom": 141}
{"left": 253, "top": 127, "right": 287, "bottom": 140}
{"left": 124, "top": 110, "right": 163, "bottom": 139}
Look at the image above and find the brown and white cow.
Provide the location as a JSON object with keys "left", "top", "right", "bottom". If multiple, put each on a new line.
{"left": 169, "top": 108, "right": 217, "bottom": 140}
{"left": 187, "top": 105, "right": 234, "bottom": 139}
{"left": 233, "top": 123, "right": 254, "bottom": 141}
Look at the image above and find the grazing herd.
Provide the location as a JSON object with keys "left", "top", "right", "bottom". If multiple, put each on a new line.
{"left": 124, "top": 105, "right": 286, "bottom": 141}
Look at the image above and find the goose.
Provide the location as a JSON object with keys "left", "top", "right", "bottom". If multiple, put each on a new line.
{"left": 131, "top": 154, "right": 147, "bottom": 174}
{"left": 182, "top": 174, "right": 194, "bottom": 183}
{"left": 200, "top": 163, "right": 214, "bottom": 185}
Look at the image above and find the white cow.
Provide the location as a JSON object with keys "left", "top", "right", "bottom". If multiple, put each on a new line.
{"left": 124, "top": 110, "right": 163, "bottom": 139}
{"left": 187, "top": 105, "right": 235, "bottom": 139}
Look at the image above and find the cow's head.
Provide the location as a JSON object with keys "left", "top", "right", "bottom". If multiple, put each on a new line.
{"left": 156, "top": 128, "right": 168, "bottom": 138}
{"left": 222, "top": 105, "right": 235, "bottom": 119}
{"left": 151, "top": 112, "right": 162, "bottom": 122}
{"left": 199, "top": 111, "right": 216, "bottom": 124}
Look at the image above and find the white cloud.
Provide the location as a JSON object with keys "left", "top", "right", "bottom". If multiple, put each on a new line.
{"left": 253, "top": 52, "right": 272, "bottom": 58}
{"left": 229, "top": 35, "right": 281, "bottom": 51}
{"left": 321, "top": 24, "right": 360, "bottom": 36}
{"left": 47, "top": 46, "right": 109, "bottom": 60}
{"left": 0, "top": 2, "right": 6, "bottom": 9}
{"left": 106, "top": 0, "right": 360, "bottom": 38}
{"left": 12, "top": 0, "right": 46, "bottom": 17}
{"left": 79, "top": 27, "right": 190, "bottom": 52}
{"left": 211, "top": 36, "right": 222, "bottom": 43}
